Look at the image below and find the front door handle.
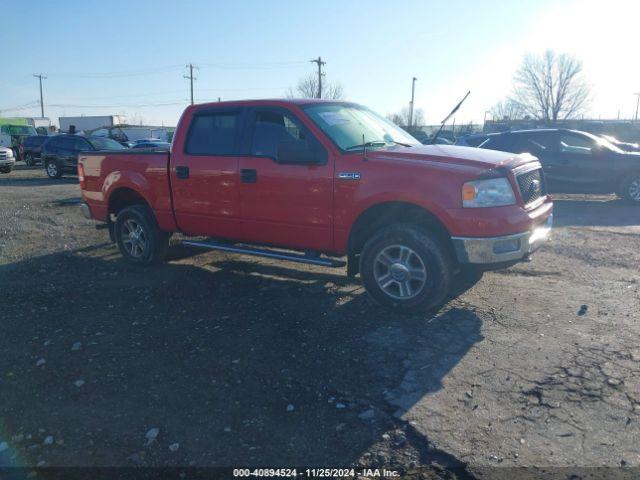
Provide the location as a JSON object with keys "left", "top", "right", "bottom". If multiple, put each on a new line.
{"left": 176, "top": 166, "right": 189, "bottom": 179}
{"left": 241, "top": 168, "right": 257, "bottom": 183}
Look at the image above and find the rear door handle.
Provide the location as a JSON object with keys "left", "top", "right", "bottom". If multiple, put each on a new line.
{"left": 176, "top": 166, "right": 189, "bottom": 179}
{"left": 241, "top": 168, "right": 257, "bottom": 183}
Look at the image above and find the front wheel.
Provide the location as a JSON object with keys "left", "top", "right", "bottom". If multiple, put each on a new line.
{"left": 24, "top": 153, "right": 35, "bottom": 166}
{"left": 359, "top": 224, "right": 453, "bottom": 312}
{"left": 45, "top": 159, "right": 63, "bottom": 179}
{"left": 114, "top": 205, "right": 169, "bottom": 265}
{"left": 0, "top": 165, "right": 12, "bottom": 174}
{"left": 620, "top": 174, "right": 640, "bottom": 204}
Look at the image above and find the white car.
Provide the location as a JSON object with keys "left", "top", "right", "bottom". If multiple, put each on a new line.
{"left": 0, "top": 146, "right": 15, "bottom": 174}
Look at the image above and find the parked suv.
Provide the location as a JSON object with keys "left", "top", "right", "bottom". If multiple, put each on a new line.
{"left": 460, "top": 129, "right": 640, "bottom": 203}
{"left": 22, "top": 135, "right": 49, "bottom": 166}
{"left": 0, "top": 146, "right": 15, "bottom": 174}
{"left": 42, "top": 135, "right": 125, "bottom": 178}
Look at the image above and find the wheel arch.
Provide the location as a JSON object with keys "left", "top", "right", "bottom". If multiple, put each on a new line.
{"left": 347, "top": 201, "right": 455, "bottom": 260}
{"left": 107, "top": 187, "right": 152, "bottom": 218}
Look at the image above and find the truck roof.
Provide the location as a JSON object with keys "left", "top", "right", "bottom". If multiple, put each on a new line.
{"left": 191, "top": 98, "right": 354, "bottom": 109}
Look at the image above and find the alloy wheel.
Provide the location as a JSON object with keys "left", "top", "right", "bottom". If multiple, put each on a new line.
{"left": 121, "top": 219, "right": 148, "bottom": 258}
{"left": 629, "top": 179, "right": 640, "bottom": 202}
{"left": 47, "top": 161, "right": 58, "bottom": 177}
{"left": 373, "top": 244, "right": 427, "bottom": 300}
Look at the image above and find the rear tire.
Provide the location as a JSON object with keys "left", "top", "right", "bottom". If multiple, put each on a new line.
{"left": 45, "top": 159, "right": 63, "bottom": 179}
{"left": 114, "top": 205, "right": 169, "bottom": 265}
{"left": 359, "top": 224, "right": 453, "bottom": 312}
{"left": 619, "top": 174, "right": 640, "bottom": 204}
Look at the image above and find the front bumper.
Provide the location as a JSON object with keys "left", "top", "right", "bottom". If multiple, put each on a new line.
{"left": 0, "top": 158, "right": 15, "bottom": 167}
{"left": 452, "top": 214, "right": 552, "bottom": 264}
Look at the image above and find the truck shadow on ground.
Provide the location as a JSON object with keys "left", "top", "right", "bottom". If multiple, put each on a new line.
{"left": 552, "top": 196, "right": 640, "bottom": 227}
{"left": 0, "top": 176, "right": 78, "bottom": 187}
{"left": 1, "top": 244, "right": 483, "bottom": 469}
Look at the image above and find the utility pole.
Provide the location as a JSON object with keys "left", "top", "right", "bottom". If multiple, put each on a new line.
{"left": 483, "top": 110, "right": 490, "bottom": 130}
{"left": 408, "top": 77, "right": 417, "bottom": 128}
{"left": 184, "top": 64, "right": 198, "bottom": 105}
{"left": 310, "top": 57, "right": 326, "bottom": 99}
{"left": 33, "top": 73, "right": 47, "bottom": 117}
{"left": 634, "top": 92, "right": 640, "bottom": 122}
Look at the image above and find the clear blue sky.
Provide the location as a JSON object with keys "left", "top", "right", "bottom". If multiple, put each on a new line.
{"left": 2, "top": 0, "right": 637, "bottom": 126}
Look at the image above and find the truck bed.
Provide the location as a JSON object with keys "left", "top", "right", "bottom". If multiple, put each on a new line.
{"left": 79, "top": 150, "right": 176, "bottom": 231}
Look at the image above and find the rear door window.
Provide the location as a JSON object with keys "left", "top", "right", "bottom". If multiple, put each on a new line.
{"left": 559, "top": 132, "right": 595, "bottom": 155}
{"left": 185, "top": 111, "right": 241, "bottom": 155}
{"left": 479, "top": 135, "right": 517, "bottom": 152}
{"left": 71, "top": 137, "right": 92, "bottom": 152}
{"left": 520, "top": 132, "right": 558, "bottom": 157}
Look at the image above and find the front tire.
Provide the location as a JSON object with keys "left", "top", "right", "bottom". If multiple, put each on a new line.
{"left": 114, "top": 205, "right": 169, "bottom": 265}
{"left": 45, "top": 159, "right": 63, "bottom": 179}
{"left": 0, "top": 165, "right": 12, "bottom": 174}
{"left": 359, "top": 224, "right": 453, "bottom": 312}
{"left": 620, "top": 174, "right": 640, "bottom": 204}
{"left": 24, "top": 153, "right": 35, "bottom": 166}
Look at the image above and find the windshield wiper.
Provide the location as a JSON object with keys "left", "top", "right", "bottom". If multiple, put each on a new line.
{"left": 389, "top": 140, "right": 413, "bottom": 147}
{"left": 345, "top": 141, "right": 386, "bottom": 151}
{"left": 345, "top": 140, "right": 411, "bottom": 150}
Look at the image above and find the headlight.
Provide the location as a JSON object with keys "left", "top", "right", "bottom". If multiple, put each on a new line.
{"left": 462, "top": 177, "right": 515, "bottom": 208}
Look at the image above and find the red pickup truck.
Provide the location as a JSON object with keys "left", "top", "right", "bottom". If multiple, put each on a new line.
{"left": 79, "top": 99, "right": 552, "bottom": 311}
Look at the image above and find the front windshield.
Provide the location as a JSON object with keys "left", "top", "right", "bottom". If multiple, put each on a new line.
{"left": 582, "top": 131, "right": 625, "bottom": 153}
{"left": 88, "top": 137, "right": 126, "bottom": 151}
{"left": 8, "top": 125, "right": 37, "bottom": 136}
{"left": 304, "top": 103, "right": 421, "bottom": 151}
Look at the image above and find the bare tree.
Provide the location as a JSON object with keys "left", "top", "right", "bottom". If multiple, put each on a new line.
{"left": 387, "top": 107, "right": 424, "bottom": 127}
{"left": 511, "top": 50, "right": 590, "bottom": 123}
{"left": 490, "top": 99, "right": 525, "bottom": 122}
{"left": 286, "top": 73, "right": 345, "bottom": 100}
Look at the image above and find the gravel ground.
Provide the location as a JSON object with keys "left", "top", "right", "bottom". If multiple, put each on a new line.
{"left": 1, "top": 165, "right": 639, "bottom": 477}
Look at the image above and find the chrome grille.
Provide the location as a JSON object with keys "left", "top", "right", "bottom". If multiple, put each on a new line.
{"left": 517, "top": 168, "right": 546, "bottom": 205}
{"left": 0, "top": 151, "right": 6, "bottom": 160}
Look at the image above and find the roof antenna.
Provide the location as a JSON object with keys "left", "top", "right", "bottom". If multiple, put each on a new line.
{"left": 362, "top": 133, "right": 368, "bottom": 161}
{"left": 432, "top": 90, "right": 470, "bottom": 145}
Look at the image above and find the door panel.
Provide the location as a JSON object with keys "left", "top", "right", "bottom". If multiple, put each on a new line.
{"left": 170, "top": 109, "right": 244, "bottom": 238}
{"left": 238, "top": 158, "right": 333, "bottom": 250}
{"left": 171, "top": 155, "right": 241, "bottom": 237}
{"left": 238, "top": 107, "right": 333, "bottom": 251}
{"left": 551, "top": 132, "right": 610, "bottom": 192}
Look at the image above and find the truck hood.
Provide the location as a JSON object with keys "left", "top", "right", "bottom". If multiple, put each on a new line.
{"left": 368, "top": 144, "right": 537, "bottom": 173}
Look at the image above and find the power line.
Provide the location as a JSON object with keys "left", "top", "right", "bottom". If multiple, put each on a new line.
{"left": 48, "top": 101, "right": 187, "bottom": 109}
{"left": 47, "top": 65, "right": 185, "bottom": 79}
{"left": 184, "top": 64, "right": 198, "bottom": 105}
{"left": 33, "top": 73, "right": 47, "bottom": 117}
{"left": 199, "top": 60, "right": 308, "bottom": 69}
{"left": 45, "top": 61, "right": 308, "bottom": 79}
{"left": 0, "top": 101, "right": 41, "bottom": 114}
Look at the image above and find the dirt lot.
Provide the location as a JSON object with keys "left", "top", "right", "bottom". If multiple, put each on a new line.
{"left": 1, "top": 165, "right": 639, "bottom": 476}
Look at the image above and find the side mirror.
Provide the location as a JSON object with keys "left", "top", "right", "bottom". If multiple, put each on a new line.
{"left": 277, "top": 139, "right": 324, "bottom": 165}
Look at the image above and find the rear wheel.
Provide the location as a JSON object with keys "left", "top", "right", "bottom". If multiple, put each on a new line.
{"left": 114, "top": 205, "right": 169, "bottom": 264}
{"left": 360, "top": 224, "right": 453, "bottom": 312}
{"left": 620, "top": 174, "right": 640, "bottom": 204}
{"left": 45, "top": 159, "right": 63, "bottom": 179}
